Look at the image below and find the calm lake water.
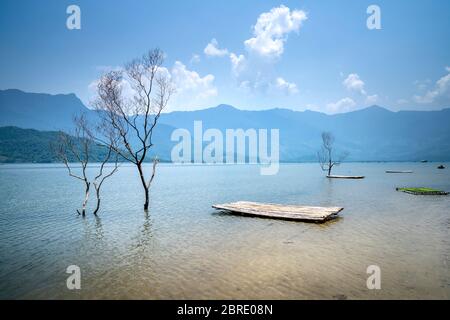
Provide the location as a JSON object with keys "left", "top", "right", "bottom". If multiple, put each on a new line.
{"left": 0, "top": 162, "right": 449, "bottom": 299}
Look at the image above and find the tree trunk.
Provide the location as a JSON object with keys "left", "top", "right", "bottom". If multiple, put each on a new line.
{"left": 79, "top": 181, "right": 90, "bottom": 217}
{"left": 137, "top": 163, "right": 149, "bottom": 210}
{"left": 328, "top": 148, "right": 333, "bottom": 176}
{"left": 143, "top": 186, "right": 149, "bottom": 211}
{"left": 93, "top": 186, "right": 101, "bottom": 215}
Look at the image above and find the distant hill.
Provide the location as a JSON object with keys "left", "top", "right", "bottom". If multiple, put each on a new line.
{"left": 0, "top": 126, "right": 111, "bottom": 163}
{"left": 0, "top": 89, "right": 88, "bottom": 131}
{"left": 0, "top": 89, "right": 176, "bottom": 161}
{"left": 159, "top": 104, "right": 450, "bottom": 161}
{"left": 1, "top": 89, "right": 450, "bottom": 162}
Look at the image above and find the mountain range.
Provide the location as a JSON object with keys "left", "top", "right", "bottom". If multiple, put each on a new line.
{"left": 1, "top": 89, "right": 450, "bottom": 162}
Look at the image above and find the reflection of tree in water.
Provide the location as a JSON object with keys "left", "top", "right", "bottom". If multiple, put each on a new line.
{"left": 123, "top": 203, "right": 158, "bottom": 267}
{"left": 94, "top": 215, "right": 104, "bottom": 240}
{"left": 316, "top": 178, "right": 344, "bottom": 228}
{"left": 133, "top": 210, "right": 155, "bottom": 256}
{"left": 80, "top": 215, "right": 104, "bottom": 241}
{"left": 322, "top": 177, "right": 336, "bottom": 206}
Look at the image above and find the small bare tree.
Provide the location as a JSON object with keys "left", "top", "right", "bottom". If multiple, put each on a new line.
{"left": 92, "top": 146, "right": 119, "bottom": 215}
{"left": 317, "top": 132, "right": 348, "bottom": 176}
{"left": 55, "top": 114, "right": 119, "bottom": 216}
{"left": 94, "top": 49, "right": 173, "bottom": 210}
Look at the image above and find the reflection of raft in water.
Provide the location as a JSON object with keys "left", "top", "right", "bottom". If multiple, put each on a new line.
{"left": 326, "top": 175, "right": 365, "bottom": 179}
{"left": 212, "top": 201, "right": 343, "bottom": 223}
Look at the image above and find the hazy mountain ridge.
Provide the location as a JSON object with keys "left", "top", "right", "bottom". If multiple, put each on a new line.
{"left": 1, "top": 89, "right": 450, "bottom": 162}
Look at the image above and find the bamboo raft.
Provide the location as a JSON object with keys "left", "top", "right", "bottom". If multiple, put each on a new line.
{"left": 327, "top": 175, "right": 365, "bottom": 179}
{"left": 212, "top": 201, "right": 343, "bottom": 222}
{"left": 396, "top": 187, "right": 449, "bottom": 195}
{"left": 386, "top": 170, "right": 413, "bottom": 173}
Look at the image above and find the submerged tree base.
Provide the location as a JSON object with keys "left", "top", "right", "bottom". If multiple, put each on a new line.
{"left": 396, "top": 187, "right": 449, "bottom": 195}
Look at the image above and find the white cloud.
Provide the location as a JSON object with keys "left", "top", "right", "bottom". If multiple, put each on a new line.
{"left": 228, "top": 51, "right": 269, "bottom": 93}
{"left": 343, "top": 73, "right": 366, "bottom": 94}
{"left": 222, "top": 5, "right": 307, "bottom": 95}
{"left": 171, "top": 61, "right": 218, "bottom": 100}
{"left": 326, "top": 97, "right": 356, "bottom": 113}
{"left": 396, "top": 98, "right": 408, "bottom": 105}
{"left": 204, "top": 38, "right": 229, "bottom": 57}
{"left": 240, "top": 80, "right": 253, "bottom": 90}
{"left": 228, "top": 54, "right": 298, "bottom": 96}
{"left": 88, "top": 67, "right": 139, "bottom": 106}
{"left": 244, "top": 5, "right": 307, "bottom": 58}
{"left": 365, "top": 94, "right": 378, "bottom": 105}
{"left": 305, "top": 103, "right": 319, "bottom": 110}
{"left": 190, "top": 54, "right": 200, "bottom": 64}
{"left": 89, "top": 61, "right": 217, "bottom": 111}
{"left": 413, "top": 79, "right": 431, "bottom": 92}
{"left": 413, "top": 67, "right": 450, "bottom": 104}
{"left": 229, "top": 53, "right": 246, "bottom": 75}
{"left": 274, "top": 77, "right": 298, "bottom": 95}
{"left": 342, "top": 73, "right": 380, "bottom": 106}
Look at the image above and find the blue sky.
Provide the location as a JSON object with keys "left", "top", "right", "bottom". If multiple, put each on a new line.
{"left": 1, "top": 0, "right": 449, "bottom": 113}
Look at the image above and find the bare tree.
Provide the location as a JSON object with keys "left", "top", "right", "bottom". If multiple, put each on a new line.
{"left": 317, "top": 132, "right": 348, "bottom": 176}
{"left": 55, "top": 114, "right": 119, "bottom": 216}
{"left": 92, "top": 146, "right": 119, "bottom": 215}
{"left": 94, "top": 49, "right": 173, "bottom": 210}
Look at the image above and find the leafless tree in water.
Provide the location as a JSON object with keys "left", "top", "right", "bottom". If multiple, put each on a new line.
{"left": 55, "top": 114, "right": 119, "bottom": 216}
{"left": 317, "top": 132, "right": 348, "bottom": 176}
{"left": 92, "top": 146, "right": 119, "bottom": 215}
{"left": 94, "top": 49, "right": 173, "bottom": 210}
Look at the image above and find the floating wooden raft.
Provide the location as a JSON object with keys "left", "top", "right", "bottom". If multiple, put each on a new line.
{"left": 386, "top": 170, "right": 413, "bottom": 173}
{"left": 327, "top": 175, "right": 365, "bottom": 179}
{"left": 396, "top": 188, "right": 449, "bottom": 195}
{"left": 212, "top": 201, "right": 343, "bottom": 222}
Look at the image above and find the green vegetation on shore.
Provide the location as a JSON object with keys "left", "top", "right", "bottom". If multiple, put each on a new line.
{"left": 0, "top": 126, "right": 169, "bottom": 163}
{"left": 0, "top": 126, "right": 110, "bottom": 163}
{"left": 399, "top": 187, "right": 439, "bottom": 192}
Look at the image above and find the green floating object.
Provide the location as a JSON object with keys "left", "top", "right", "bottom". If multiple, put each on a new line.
{"left": 396, "top": 187, "right": 449, "bottom": 195}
